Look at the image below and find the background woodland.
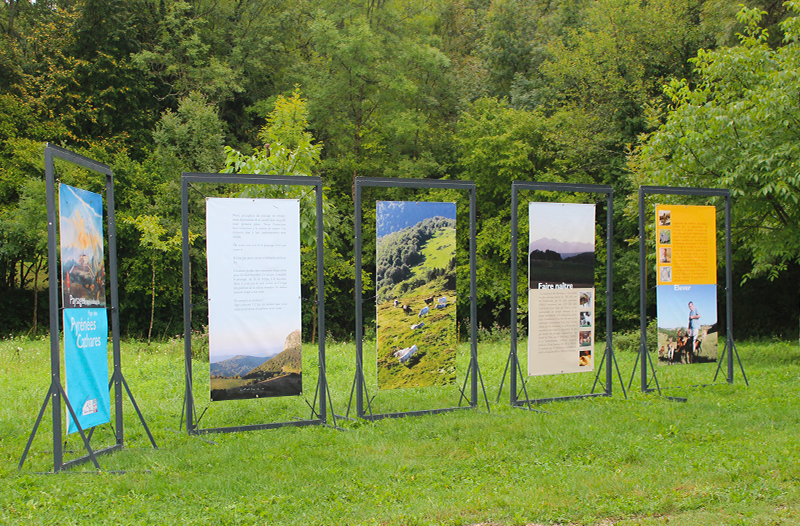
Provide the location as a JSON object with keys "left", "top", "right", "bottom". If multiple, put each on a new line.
{"left": 1, "top": 0, "right": 799, "bottom": 342}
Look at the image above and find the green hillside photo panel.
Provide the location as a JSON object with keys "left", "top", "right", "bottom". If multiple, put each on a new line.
{"left": 376, "top": 201, "right": 457, "bottom": 390}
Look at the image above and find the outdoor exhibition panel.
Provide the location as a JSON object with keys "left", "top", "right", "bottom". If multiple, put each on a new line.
{"left": 349, "top": 176, "right": 489, "bottom": 421}
{"left": 374, "top": 201, "right": 458, "bottom": 391}
{"left": 181, "top": 173, "right": 334, "bottom": 434}
{"left": 20, "top": 144, "right": 157, "bottom": 473}
{"left": 498, "top": 181, "right": 625, "bottom": 408}
{"left": 631, "top": 186, "right": 747, "bottom": 395}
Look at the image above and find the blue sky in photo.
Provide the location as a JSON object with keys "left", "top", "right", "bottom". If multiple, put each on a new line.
{"left": 656, "top": 284, "right": 718, "bottom": 329}
{"left": 376, "top": 201, "right": 456, "bottom": 238}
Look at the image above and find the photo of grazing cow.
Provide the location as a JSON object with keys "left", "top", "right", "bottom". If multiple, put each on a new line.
{"left": 411, "top": 322, "right": 425, "bottom": 330}
{"left": 424, "top": 295, "right": 435, "bottom": 305}
{"left": 418, "top": 306, "right": 429, "bottom": 318}
{"left": 393, "top": 344, "right": 418, "bottom": 364}
{"left": 401, "top": 304, "right": 413, "bottom": 315}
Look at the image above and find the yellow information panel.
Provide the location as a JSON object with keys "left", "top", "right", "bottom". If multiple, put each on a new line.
{"left": 655, "top": 205, "right": 716, "bottom": 286}
{"left": 655, "top": 204, "right": 719, "bottom": 364}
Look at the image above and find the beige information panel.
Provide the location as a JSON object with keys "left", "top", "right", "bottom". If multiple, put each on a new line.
{"left": 527, "top": 202, "right": 596, "bottom": 376}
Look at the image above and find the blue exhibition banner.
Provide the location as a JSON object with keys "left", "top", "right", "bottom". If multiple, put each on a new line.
{"left": 60, "top": 182, "right": 110, "bottom": 434}
{"left": 63, "top": 308, "right": 110, "bottom": 434}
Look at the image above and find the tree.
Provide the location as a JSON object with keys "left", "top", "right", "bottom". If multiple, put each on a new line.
{"left": 131, "top": 0, "right": 243, "bottom": 105}
{"left": 66, "top": 0, "right": 163, "bottom": 154}
{"left": 154, "top": 90, "right": 225, "bottom": 177}
{"left": 222, "top": 88, "right": 327, "bottom": 245}
{"left": 455, "top": 97, "right": 550, "bottom": 216}
{"left": 222, "top": 88, "right": 365, "bottom": 340}
{"left": 302, "top": 1, "right": 456, "bottom": 201}
{"left": 122, "top": 214, "right": 197, "bottom": 344}
{"left": 0, "top": 178, "right": 47, "bottom": 334}
{"left": 629, "top": 5, "right": 800, "bottom": 280}
{"left": 523, "top": 0, "right": 715, "bottom": 186}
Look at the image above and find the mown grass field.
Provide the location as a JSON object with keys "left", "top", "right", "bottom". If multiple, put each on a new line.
{"left": 1, "top": 334, "right": 799, "bottom": 525}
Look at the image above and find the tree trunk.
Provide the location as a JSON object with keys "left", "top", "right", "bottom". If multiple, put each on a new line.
{"left": 30, "top": 256, "right": 42, "bottom": 336}
{"left": 148, "top": 261, "right": 156, "bottom": 345}
{"left": 311, "top": 298, "right": 317, "bottom": 345}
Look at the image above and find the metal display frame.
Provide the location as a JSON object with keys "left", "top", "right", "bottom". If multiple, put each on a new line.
{"left": 181, "top": 173, "right": 335, "bottom": 434}
{"left": 630, "top": 185, "right": 748, "bottom": 395}
{"left": 497, "top": 181, "right": 626, "bottom": 408}
{"left": 20, "top": 144, "right": 157, "bottom": 473}
{"left": 347, "top": 176, "right": 490, "bottom": 421}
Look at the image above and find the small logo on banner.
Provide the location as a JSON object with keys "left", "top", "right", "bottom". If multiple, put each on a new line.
{"left": 82, "top": 398, "right": 98, "bottom": 416}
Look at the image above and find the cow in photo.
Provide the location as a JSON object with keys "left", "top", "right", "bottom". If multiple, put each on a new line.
{"left": 393, "top": 344, "right": 419, "bottom": 364}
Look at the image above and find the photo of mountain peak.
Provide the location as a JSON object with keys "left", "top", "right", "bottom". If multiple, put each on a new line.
{"left": 210, "top": 329, "right": 302, "bottom": 401}
{"left": 528, "top": 203, "right": 596, "bottom": 289}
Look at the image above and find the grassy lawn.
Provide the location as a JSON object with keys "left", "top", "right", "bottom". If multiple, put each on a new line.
{"left": 1, "top": 334, "right": 799, "bottom": 525}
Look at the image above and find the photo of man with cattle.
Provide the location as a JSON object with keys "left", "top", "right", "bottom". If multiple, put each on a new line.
{"left": 375, "top": 201, "right": 458, "bottom": 390}
{"left": 656, "top": 284, "right": 718, "bottom": 364}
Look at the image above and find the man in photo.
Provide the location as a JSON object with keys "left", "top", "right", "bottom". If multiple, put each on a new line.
{"left": 687, "top": 301, "right": 700, "bottom": 364}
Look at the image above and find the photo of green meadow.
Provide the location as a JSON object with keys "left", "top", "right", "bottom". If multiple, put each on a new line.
{"left": 375, "top": 202, "right": 457, "bottom": 390}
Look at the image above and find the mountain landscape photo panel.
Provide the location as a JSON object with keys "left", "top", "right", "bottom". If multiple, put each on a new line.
{"left": 375, "top": 201, "right": 458, "bottom": 390}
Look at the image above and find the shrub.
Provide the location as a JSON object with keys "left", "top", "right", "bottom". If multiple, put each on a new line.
{"left": 614, "top": 319, "right": 657, "bottom": 353}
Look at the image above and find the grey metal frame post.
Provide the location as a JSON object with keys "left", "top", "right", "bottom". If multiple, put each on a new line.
{"left": 497, "top": 181, "right": 626, "bottom": 407}
{"left": 632, "top": 185, "right": 748, "bottom": 395}
{"left": 19, "top": 144, "right": 157, "bottom": 473}
{"left": 181, "top": 173, "right": 334, "bottom": 434}
{"left": 347, "top": 176, "right": 489, "bottom": 421}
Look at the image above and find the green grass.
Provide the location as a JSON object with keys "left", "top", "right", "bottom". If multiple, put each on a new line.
{"left": 410, "top": 227, "right": 456, "bottom": 279}
{"left": 1, "top": 334, "right": 799, "bottom": 525}
{"left": 376, "top": 278, "right": 457, "bottom": 390}
{"left": 377, "top": 226, "right": 457, "bottom": 390}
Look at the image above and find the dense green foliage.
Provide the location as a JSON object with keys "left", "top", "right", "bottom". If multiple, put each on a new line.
{"left": 631, "top": 4, "right": 800, "bottom": 281}
{"left": 1, "top": 0, "right": 798, "bottom": 340}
